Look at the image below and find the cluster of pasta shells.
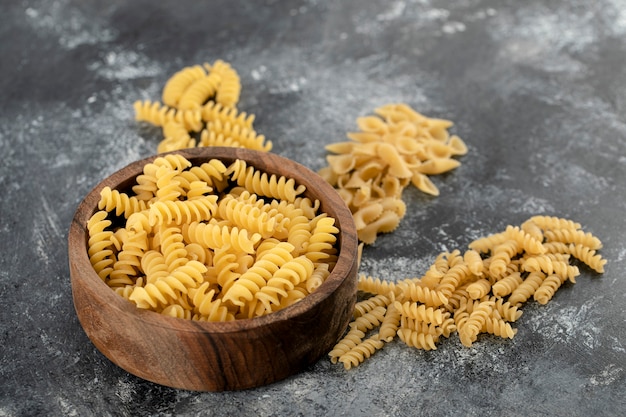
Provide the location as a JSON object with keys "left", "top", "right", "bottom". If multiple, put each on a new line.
{"left": 330, "top": 215, "right": 606, "bottom": 369}
{"left": 86, "top": 154, "right": 340, "bottom": 321}
{"left": 133, "top": 60, "right": 272, "bottom": 154}
{"left": 319, "top": 103, "right": 467, "bottom": 244}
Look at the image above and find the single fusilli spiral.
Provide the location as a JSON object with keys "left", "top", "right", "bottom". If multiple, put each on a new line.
{"left": 189, "top": 282, "right": 234, "bottom": 321}
{"left": 489, "top": 240, "right": 522, "bottom": 278}
{"left": 397, "top": 328, "right": 438, "bottom": 351}
{"left": 109, "top": 230, "right": 148, "bottom": 287}
{"left": 254, "top": 256, "right": 314, "bottom": 314}
{"left": 378, "top": 302, "right": 401, "bottom": 342}
{"left": 566, "top": 243, "right": 607, "bottom": 273}
{"left": 491, "top": 272, "right": 523, "bottom": 297}
{"left": 305, "top": 217, "right": 339, "bottom": 263}
{"left": 86, "top": 210, "right": 115, "bottom": 281}
{"left": 533, "top": 274, "right": 565, "bottom": 305}
{"left": 98, "top": 187, "right": 149, "bottom": 219}
{"left": 221, "top": 242, "right": 294, "bottom": 307}
{"left": 227, "top": 159, "right": 306, "bottom": 202}
{"left": 482, "top": 317, "right": 517, "bottom": 339}
{"left": 353, "top": 293, "right": 393, "bottom": 318}
{"left": 182, "top": 221, "right": 261, "bottom": 254}
{"left": 466, "top": 278, "right": 491, "bottom": 300}
{"left": 394, "top": 301, "right": 446, "bottom": 325}
{"left": 397, "top": 279, "right": 449, "bottom": 307}
{"left": 504, "top": 225, "right": 546, "bottom": 255}
{"left": 148, "top": 196, "right": 218, "bottom": 226}
{"left": 358, "top": 275, "right": 398, "bottom": 297}
{"left": 349, "top": 305, "right": 387, "bottom": 333}
{"left": 201, "top": 101, "right": 254, "bottom": 129}
{"left": 161, "top": 64, "right": 207, "bottom": 107}
{"left": 338, "top": 335, "right": 384, "bottom": 370}
{"left": 328, "top": 328, "right": 366, "bottom": 364}
{"left": 178, "top": 71, "right": 222, "bottom": 110}
{"left": 508, "top": 271, "right": 545, "bottom": 306}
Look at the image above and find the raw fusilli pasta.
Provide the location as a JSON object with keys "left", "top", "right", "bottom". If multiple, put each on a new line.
{"left": 330, "top": 215, "right": 605, "bottom": 368}
{"left": 134, "top": 60, "right": 272, "bottom": 154}
{"left": 86, "top": 155, "right": 339, "bottom": 321}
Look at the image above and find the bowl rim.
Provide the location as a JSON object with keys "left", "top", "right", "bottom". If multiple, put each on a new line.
{"left": 69, "top": 146, "right": 358, "bottom": 334}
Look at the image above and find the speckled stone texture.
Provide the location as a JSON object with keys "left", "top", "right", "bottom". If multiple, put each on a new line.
{"left": 1, "top": 1, "right": 625, "bottom": 416}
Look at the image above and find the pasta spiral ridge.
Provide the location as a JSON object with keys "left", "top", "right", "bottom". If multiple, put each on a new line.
{"left": 217, "top": 193, "right": 276, "bottom": 238}
{"left": 328, "top": 328, "right": 366, "bottom": 364}
{"left": 221, "top": 242, "right": 294, "bottom": 307}
{"left": 212, "top": 246, "right": 241, "bottom": 294}
{"left": 201, "top": 101, "right": 255, "bottom": 129}
{"left": 358, "top": 275, "right": 398, "bottom": 297}
{"left": 255, "top": 256, "right": 315, "bottom": 314}
{"left": 489, "top": 240, "right": 522, "bottom": 278}
{"left": 508, "top": 271, "right": 545, "bottom": 306}
{"left": 161, "top": 64, "right": 207, "bottom": 107}
{"left": 482, "top": 317, "right": 517, "bottom": 339}
{"left": 109, "top": 230, "right": 148, "bottom": 287}
{"left": 397, "top": 328, "right": 438, "bottom": 351}
{"left": 397, "top": 279, "right": 449, "bottom": 307}
{"left": 133, "top": 100, "right": 203, "bottom": 132}
{"left": 529, "top": 215, "right": 581, "bottom": 232}
{"left": 436, "top": 263, "right": 471, "bottom": 298}
{"left": 491, "top": 272, "right": 523, "bottom": 297}
{"left": 305, "top": 217, "right": 339, "bottom": 262}
{"left": 338, "top": 335, "right": 384, "bottom": 370}
{"left": 533, "top": 274, "right": 565, "bottom": 305}
{"left": 208, "top": 119, "right": 271, "bottom": 151}
{"left": 566, "top": 243, "right": 606, "bottom": 273}
{"left": 86, "top": 210, "right": 115, "bottom": 281}
{"left": 189, "top": 282, "right": 234, "bottom": 321}
{"left": 354, "top": 293, "right": 393, "bottom": 318}
{"left": 458, "top": 300, "right": 494, "bottom": 347}
{"left": 211, "top": 60, "right": 242, "bottom": 108}
{"left": 148, "top": 196, "right": 218, "bottom": 226}
{"left": 157, "top": 226, "right": 188, "bottom": 272}
{"left": 182, "top": 221, "right": 261, "bottom": 254}
{"left": 505, "top": 225, "right": 546, "bottom": 255}
{"left": 128, "top": 260, "right": 206, "bottom": 309}
{"left": 522, "top": 253, "right": 571, "bottom": 277}
{"left": 544, "top": 229, "right": 603, "bottom": 250}
{"left": 98, "top": 187, "right": 149, "bottom": 219}
{"left": 466, "top": 278, "right": 492, "bottom": 300}
{"left": 178, "top": 71, "right": 222, "bottom": 110}
{"left": 227, "top": 159, "right": 306, "bottom": 202}
{"left": 140, "top": 250, "right": 169, "bottom": 284}
{"left": 378, "top": 302, "right": 402, "bottom": 342}
{"left": 349, "top": 305, "right": 387, "bottom": 332}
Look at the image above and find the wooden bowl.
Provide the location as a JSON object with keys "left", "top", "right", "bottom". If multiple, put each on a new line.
{"left": 68, "top": 147, "right": 358, "bottom": 391}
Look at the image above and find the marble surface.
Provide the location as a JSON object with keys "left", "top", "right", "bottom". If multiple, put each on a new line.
{"left": 1, "top": 0, "right": 625, "bottom": 416}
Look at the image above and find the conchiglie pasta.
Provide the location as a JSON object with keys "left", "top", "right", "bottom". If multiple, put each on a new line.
{"left": 320, "top": 103, "right": 467, "bottom": 244}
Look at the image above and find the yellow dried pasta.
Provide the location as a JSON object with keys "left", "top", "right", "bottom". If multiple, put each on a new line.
{"left": 86, "top": 155, "right": 339, "bottom": 321}
{"left": 134, "top": 60, "right": 272, "bottom": 154}
{"left": 319, "top": 103, "right": 467, "bottom": 244}
{"left": 329, "top": 216, "right": 605, "bottom": 368}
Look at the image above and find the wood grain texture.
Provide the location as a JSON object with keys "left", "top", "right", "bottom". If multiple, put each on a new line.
{"left": 68, "top": 147, "right": 359, "bottom": 391}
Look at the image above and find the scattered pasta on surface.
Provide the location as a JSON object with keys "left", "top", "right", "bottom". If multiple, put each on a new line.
{"left": 134, "top": 60, "right": 272, "bottom": 154}
{"left": 86, "top": 155, "right": 339, "bottom": 321}
{"left": 318, "top": 103, "right": 467, "bottom": 244}
{"left": 329, "top": 216, "right": 606, "bottom": 369}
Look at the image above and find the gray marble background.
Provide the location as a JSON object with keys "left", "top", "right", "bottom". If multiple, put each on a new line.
{"left": 1, "top": 0, "right": 625, "bottom": 416}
